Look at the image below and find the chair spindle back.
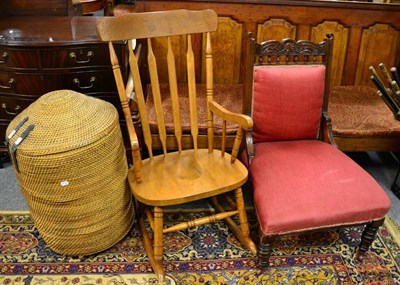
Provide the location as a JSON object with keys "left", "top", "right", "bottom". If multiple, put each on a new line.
{"left": 97, "top": 9, "right": 218, "bottom": 159}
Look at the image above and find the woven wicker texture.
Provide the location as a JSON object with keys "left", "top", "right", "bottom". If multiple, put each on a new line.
{"left": 6, "top": 90, "right": 134, "bottom": 256}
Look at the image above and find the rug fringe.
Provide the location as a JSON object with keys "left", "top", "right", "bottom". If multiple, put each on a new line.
{"left": 0, "top": 210, "right": 30, "bottom": 214}
{"left": 385, "top": 216, "right": 400, "bottom": 245}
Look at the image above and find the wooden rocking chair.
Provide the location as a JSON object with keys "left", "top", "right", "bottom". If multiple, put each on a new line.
{"left": 96, "top": 9, "right": 257, "bottom": 282}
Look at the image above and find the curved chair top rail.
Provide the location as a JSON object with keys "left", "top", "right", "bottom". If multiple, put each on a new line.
{"left": 250, "top": 33, "right": 333, "bottom": 65}
{"left": 96, "top": 9, "right": 218, "bottom": 41}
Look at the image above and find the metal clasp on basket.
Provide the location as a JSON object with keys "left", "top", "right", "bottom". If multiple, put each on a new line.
{"left": 5, "top": 117, "right": 28, "bottom": 147}
{"left": 10, "top": 124, "right": 35, "bottom": 173}
{"left": 5, "top": 117, "right": 29, "bottom": 160}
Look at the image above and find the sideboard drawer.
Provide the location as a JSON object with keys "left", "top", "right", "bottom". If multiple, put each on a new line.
{"left": 0, "top": 47, "right": 38, "bottom": 69}
{"left": 0, "top": 72, "right": 18, "bottom": 93}
{"left": 40, "top": 44, "right": 125, "bottom": 69}
{"left": 0, "top": 94, "right": 35, "bottom": 120}
{"left": 0, "top": 70, "right": 117, "bottom": 95}
{"left": 68, "top": 70, "right": 117, "bottom": 93}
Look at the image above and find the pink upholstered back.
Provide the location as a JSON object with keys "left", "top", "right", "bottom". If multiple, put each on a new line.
{"left": 252, "top": 65, "right": 326, "bottom": 143}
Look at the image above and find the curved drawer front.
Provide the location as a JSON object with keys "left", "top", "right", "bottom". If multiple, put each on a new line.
{"left": 0, "top": 94, "right": 36, "bottom": 120}
{"left": 0, "top": 70, "right": 117, "bottom": 95}
{"left": 0, "top": 47, "right": 39, "bottom": 69}
{"left": 40, "top": 44, "right": 125, "bottom": 69}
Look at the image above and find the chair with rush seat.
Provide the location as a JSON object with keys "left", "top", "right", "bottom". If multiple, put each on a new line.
{"left": 243, "top": 33, "right": 391, "bottom": 269}
{"left": 96, "top": 9, "right": 257, "bottom": 282}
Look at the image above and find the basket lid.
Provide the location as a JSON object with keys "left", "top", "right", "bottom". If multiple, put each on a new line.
{"left": 6, "top": 90, "right": 119, "bottom": 156}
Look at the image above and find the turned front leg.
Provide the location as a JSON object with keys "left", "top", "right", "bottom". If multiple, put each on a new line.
{"left": 357, "top": 218, "right": 385, "bottom": 261}
{"left": 235, "top": 188, "right": 257, "bottom": 254}
{"left": 153, "top": 207, "right": 164, "bottom": 278}
{"left": 258, "top": 234, "right": 276, "bottom": 270}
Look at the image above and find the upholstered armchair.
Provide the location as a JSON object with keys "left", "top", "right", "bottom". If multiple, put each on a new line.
{"left": 243, "top": 33, "right": 391, "bottom": 269}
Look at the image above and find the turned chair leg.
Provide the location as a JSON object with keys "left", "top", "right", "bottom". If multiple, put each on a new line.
{"left": 234, "top": 188, "right": 257, "bottom": 254}
{"left": 136, "top": 203, "right": 165, "bottom": 283}
{"left": 357, "top": 218, "right": 385, "bottom": 261}
{"left": 153, "top": 206, "right": 165, "bottom": 281}
{"left": 258, "top": 234, "right": 276, "bottom": 270}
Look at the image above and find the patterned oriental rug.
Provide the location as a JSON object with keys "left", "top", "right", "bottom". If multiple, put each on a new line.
{"left": 0, "top": 210, "right": 400, "bottom": 285}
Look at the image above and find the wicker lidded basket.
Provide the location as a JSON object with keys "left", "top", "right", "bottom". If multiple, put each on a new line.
{"left": 5, "top": 90, "right": 134, "bottom": 256}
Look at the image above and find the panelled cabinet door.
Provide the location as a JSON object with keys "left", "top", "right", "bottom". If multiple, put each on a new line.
{"left": 355, "top": 24, "right": 400, "bottom": 87}
{"left": 206, "top": 17, "right": 243, "bottom": 84}
{"left": 311, "top": 21, "right": 349, "bottom": 87}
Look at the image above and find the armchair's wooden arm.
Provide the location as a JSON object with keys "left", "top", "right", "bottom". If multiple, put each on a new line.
{"left": 245, "top": 130, "right": 255, "bottom": 166}
{"left": 208, "top": 100, "right": 253, "bottom": 130}
{"left": 322, "top": 111, "right": 338, "bottom": 147}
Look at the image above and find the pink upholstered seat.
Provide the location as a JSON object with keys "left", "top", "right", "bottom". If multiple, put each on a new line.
{"left": 251, "top": 140, "right": 390, "bottom": 235}
{"left": 244, "top": 34, "right": 391, "bottom": 269}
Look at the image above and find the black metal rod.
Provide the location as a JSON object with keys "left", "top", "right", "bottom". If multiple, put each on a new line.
{"left": 369, "top": 66, "right": 385, "bottom": 86}
{"left": 376, "top": 91, "right": 397, "bottom": 114}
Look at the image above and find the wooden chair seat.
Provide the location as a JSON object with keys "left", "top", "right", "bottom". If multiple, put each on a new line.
{"left": 128, "top": 149, "right": 247, "bottom": 206}
{"left": 329, "top": 85, "right": 400, "bottom": 151}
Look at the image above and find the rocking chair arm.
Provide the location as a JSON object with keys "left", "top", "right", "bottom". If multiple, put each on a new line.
{"left": 208, "top": 100, "right": 254, "bottom": 130}
{"left": 129, "top": 131, "right": 140, "bottom": 151}
{"left": 126, "top": 115, "right": 143, "bottom": 183}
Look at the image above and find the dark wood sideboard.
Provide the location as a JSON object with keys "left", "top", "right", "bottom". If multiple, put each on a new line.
{"left": 0, "top": 16, "right": 128, "bottom": 162}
